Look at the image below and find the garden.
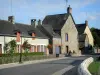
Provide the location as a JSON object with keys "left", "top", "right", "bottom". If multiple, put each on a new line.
{"left": 0, "top": 40, "right": 55, "bottom": 64}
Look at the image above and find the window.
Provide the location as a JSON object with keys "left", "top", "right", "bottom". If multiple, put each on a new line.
{"left": 65, "top": 33, "right": 68, "bottom": 41}
{"left": 37, "top": 45, "right": 40, "bottom": 52}
{"left": 41, "top": 45, "right": 43, "bottom": 52}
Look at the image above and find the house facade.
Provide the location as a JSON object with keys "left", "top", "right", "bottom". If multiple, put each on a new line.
{"left": 42, "top": 5, "right": 94, "bottom": 55}
{"left": 61, "top": 15, "right": 79, "bottom": 55}
{"left": 76, "top": 21, "right": 94, "bottom": 54}
{"left": 0, "top": 18, "right": 49, "bottom": 55}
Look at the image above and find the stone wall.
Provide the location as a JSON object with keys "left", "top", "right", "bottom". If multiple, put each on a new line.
{"left": 61, "top": 15, "right": 79, "bottom": 54}
{"left": 78, "top": 57, "right": 94, "bottom": 75}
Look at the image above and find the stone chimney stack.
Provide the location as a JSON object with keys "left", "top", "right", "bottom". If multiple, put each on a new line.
{"left": 38, "top": 19, "right": 41, "bottom": 25}
{"left": 85, "top": 20, "right": 88, "bottom": 25}
{"left": 67, "top": 5, "right": 72, "bottom": 14}
{"left": 31, "top": 19, "right": 36, "bottom": 28}
{"left": 8, "top": 16, "right": 14, "bottom": 24}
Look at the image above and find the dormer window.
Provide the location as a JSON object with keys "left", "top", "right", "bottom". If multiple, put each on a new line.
{"left": 32, "top": 33, "right": 35, "bottom": 40}
{"left": 28, "top": 30, "right": 36, "bottom": 40}
{"left": 16, "top": 32, "right": 21, "bottom": 42}
{"left": 65, "top": 33, "right": 68, "bottom": 41}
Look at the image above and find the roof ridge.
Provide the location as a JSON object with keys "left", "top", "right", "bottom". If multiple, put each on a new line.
{"left": 76, "top": 23, "right": 85, "bottom": 25}
{"left": 46, "top": 13, "right": 67, "bottom": 17}
{"left": 15, "top": 23, "right": 31, "bottom": 26}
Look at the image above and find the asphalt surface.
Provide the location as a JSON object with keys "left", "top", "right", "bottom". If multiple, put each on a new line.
{"left": 0, "top": 56, "right": 89, "bottom": 75}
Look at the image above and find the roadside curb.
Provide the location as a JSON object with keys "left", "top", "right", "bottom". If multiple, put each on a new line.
{"left": 0, "top": 57, "right": 67, "bottom": 69}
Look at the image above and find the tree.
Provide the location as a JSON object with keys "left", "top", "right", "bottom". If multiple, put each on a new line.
{"left": 91, "top": 28, "right": 100, "bottom": 47}
{"left": 4, "top": 43, "right": 9, "bottom": 53}
{"left": 91, "top": 27, "right": 100, "bottom": 53}
{"left": 8, "top": 40, "right": 17, "bottom": 54}
{"left": 22, "top": 40, "right": 31, "bottom": 53}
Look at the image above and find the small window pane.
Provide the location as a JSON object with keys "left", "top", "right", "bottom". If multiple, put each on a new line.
{"left": 66, "top": 33, "right": 68, "bottom": 41}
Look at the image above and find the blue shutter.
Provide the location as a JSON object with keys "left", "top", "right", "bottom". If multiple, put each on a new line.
{"left": 56, "top": 46, "right": 59, "bottom": 54}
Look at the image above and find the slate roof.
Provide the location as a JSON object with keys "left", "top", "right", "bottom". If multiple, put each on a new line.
{"left": 78, "top": 34, "right": 86, "bottom": 42}
{"left": 42, "top": 13, "right": 75, "bottom": 30}
{"left": 37, "top": 25, "right": 60, "bottom": 38}
{"left": 0, "top": 20, "right": 14, "bottom": 35}
{"left": 76, "top": 24, "right": 87, "bottom": 34}
{"left": 0, "top": 20, "right": 48, "bottom": 39}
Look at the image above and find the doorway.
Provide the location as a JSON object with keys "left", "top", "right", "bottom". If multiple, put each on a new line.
{"left": 59, "top": 46, "right": 61, "bottom": 54}
{"left": 66, "top": 46, "right": 69, "bottom": 54}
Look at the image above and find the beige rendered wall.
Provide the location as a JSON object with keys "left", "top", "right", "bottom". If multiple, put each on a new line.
{"left": 0, "top": 36, "right": 49, "bottom": 53}
{"left": 84, "top": 25, "right": 94, "bottom": 46}
{"left": 53, "top": 38, "right": 61, "bottom": 54}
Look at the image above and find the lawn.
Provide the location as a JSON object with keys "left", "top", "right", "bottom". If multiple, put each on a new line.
{"left": 88, "top": 61, "right": 100, "bottom": 75}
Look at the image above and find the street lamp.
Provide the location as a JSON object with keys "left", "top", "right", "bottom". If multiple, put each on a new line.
{"left": 19, "top": 35, "right": 22, "bottom": 63}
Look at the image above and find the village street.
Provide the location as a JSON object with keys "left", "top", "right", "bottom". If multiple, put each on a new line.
{"left": 0, "top": 56, "right": 89, "bottom": 75}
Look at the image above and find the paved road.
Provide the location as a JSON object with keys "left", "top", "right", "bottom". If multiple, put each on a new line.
{"left": 0, "top": 56, "right": 89, "bottom": 75}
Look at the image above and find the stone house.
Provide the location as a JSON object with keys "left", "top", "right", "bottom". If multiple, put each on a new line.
{"left": 42, "top": 5, "right": 94, "bottom": 55}
{"left": 76, "top": 21, "right": 94, "bottom": 54}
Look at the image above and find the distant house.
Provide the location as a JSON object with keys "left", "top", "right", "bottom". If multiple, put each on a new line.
{"left": 42, "top": 5, "right": 94, "bottom": 55}
{"left": 0, "top": 16, "right": 49, "bottom": 54}
{"left": 76, "top": 21, "right": 94, "bottom": 54}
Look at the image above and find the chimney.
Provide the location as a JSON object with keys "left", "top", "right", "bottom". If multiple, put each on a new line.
{"left": 85, "top": 20, "right": 88, "bottom": 25}
{"left": 31, "top": 19, "right": 36, "bottom": 28}
{"left": 38, "top": 19, "right": 41, "bottom": 25}
{"left": 8, "top": 16, "right": 14, "bottom": 24}
{"left": 67, "top": 5, "right": 72, "bottom": 14}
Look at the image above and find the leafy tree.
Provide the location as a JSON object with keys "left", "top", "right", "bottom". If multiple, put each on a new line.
{"left": 91, "top": 27, "right": 100, "bottom": 48}
{"left": 8, "top": 40, "right": 17, "bottom": 54}
{"left": 22, "top": 40, "right": 31, "bottom": 53}
{"left": 4, "top": 43, "right": 9, "bottom": 53}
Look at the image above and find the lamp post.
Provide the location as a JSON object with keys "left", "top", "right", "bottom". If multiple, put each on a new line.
{"left": 19, "top": 36, "right": 22, "bottom": 63}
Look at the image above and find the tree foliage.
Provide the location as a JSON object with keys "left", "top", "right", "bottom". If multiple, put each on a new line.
{"left": 22, "top": 40, "right": 31, "bottom": 53}
{"left": 8, "top": 40, "right": 17, "bottom": 54}
{"left": 4, "top": 40, "right": 17, "bottom": 54}
{"left": 4, "top": 43, "right": 9, "bottom": 53}
{"left": 91, "top": 27, "right": 100, "bottom": 47}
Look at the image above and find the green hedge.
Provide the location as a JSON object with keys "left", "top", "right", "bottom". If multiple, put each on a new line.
{"left": 0, "top": 53, "right": 56, "bottom": 64}
{"left": 0, "top": 52, "right": 44, "bottom": 57}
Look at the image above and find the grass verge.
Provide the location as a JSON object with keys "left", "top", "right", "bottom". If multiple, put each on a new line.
{"left": 88, "top": 61, "right": 100, "bottom": 75}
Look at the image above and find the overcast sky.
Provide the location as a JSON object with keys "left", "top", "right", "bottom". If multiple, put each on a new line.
{"left": 0, "top": 0, "right": 100, "bottom": 28}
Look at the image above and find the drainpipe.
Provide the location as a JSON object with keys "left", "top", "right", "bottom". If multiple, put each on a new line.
{"left": 4, "top": 36, "right": 5, "bottom": 54}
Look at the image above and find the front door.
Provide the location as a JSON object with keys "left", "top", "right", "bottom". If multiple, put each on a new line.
{"left": 66, "top": 46, "right": 69, "bottom": 54}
